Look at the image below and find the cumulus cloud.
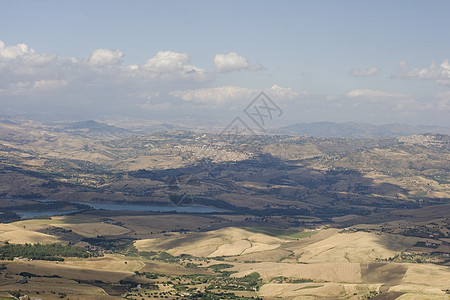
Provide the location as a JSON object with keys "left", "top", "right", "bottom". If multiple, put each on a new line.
{"left": 170, "top": 84, "right": 307, "bottom": 106}
{"left": 0, "top": 40, "right": 207, "bottom": 81}
{"left": 170, "top": 86, "right": 255, "bottom": 104}
{"left": 140, "top": 51, "right": 207, "bottom": 80}
{"left": 0, "top": 79, "right": 68, "bottom": 97}
{"left": 1, "top": 39, "right": 447, "bottom": 126}
{"left": 85, "top": 49, "right": 123, "bottom": 66}
{"left": 143, "top": 51, "right": 189, "bottom": 72}
{"left": 267, "top": 84, "right": 308, "bottom": 99}
{"left": 0, "top": 40, "right": 214, "bottom": 119}
{"left": 32, "top": 79, "right": 68, "bottom": 90}
{"left": 214, "top": 52, "right": 262, "bottom": 72}
{"left": 346, "top": 89, "right": 407, "bottom": 99}
{"left": 0, "top": 40, "right": 58, "bottom": 69}
{"left": 395, "top": 59, "right": 450, "bottom": 86}
{"left": 349, "top": 67, "right": 380, "bottom": 77}
{"left": 0, "top": 41, "right": 75, "bottom": 87}
{"left": 0, "top": 41, "right": 29, "bottom": 60}
{"left": 0, "top": 40, "right": 209, "bottom": 96}
{"left": 214, "top": 52, "right": 248, "bottom": 72}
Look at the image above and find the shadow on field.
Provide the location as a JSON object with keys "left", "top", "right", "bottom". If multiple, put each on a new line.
{"left": 130, "top": 153, "right": 417, "bottom": 216}
{"left": 368, "top": 292, "right": 404, "bottom": 300}
{"left": 361, "top": 262, "right": 407, "bottom": 292}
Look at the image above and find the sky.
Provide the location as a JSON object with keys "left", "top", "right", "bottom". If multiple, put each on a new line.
{"left": 0, "top": 0, "right": 449, "bottom": 128}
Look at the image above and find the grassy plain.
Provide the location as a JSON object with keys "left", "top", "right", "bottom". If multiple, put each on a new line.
{"left": 1, "top": 121, "right": 449, "bottom": 298}
{"left": 0, "top": 213, "right": 449, "bottom": 299}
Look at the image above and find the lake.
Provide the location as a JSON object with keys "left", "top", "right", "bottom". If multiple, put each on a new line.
{"left": 75, "top": 202, "right": 224, "bottom": 213}
{"left": 10, "top": 199, "right": 225, "bottom": 219}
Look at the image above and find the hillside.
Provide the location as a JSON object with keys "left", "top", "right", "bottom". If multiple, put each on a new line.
{"left": 0, "top": 118, "right": 448, "bottom": 221}
{"left": 0, "top": 117, "right": 449, "bottom": 299}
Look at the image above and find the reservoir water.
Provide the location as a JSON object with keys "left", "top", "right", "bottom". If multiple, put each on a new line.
{"left": 75, "top": 202, "right": 224, "bottom": 213}
{"left": 9, "top": 199, "right": 224, "bottom": 219}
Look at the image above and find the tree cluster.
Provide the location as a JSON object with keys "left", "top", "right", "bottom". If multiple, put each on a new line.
{"left": 0, "top": 242, "right": 90, "bottom": 261}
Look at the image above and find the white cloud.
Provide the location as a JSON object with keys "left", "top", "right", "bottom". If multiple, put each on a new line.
{"left": 128, "top": 64, "right": 139, "bottom": 70}
{"left": 22, "top": 51, "right": 57, "bottom": 67}
{"left": 170, "top": 84, "right": 307, "bottom": 106}
{"left": 169, "top": 86, "right": 448, "bottom": 126}
{"left": 0, "top": 40, "right": 207, "bottom": 85}
{"left": 0, "top": 40, "right": 216, "bottom": 121}
{"left": 0, "top": 79, "right": 68, "bottom": 96}
{"left": 346, "top": 89, "right": 407, "bottom": 99}
{"left": 441, "top": 59, "right": 450, "bottom": 72}
{"left": 140, "top": 51, "right": 207, "bottom": 80}
{"left": 0, "top": 41, "right": 29, "bottom": 60}
{"left": 214, "top": 52, "right": 248, "bottom": 72}
{"left": 213, "top": 52, "right": 262, "bottom": 72}
{"left": 32, "top": 79, "right": 68, "bottom": 90}
{"left": 0, "top": 39, "right": 447, "bottom": 126}
{"left": 170, "top": 86, "right": 255, "bottom": 104}
{"left": 0, "top": 40, "right": 58, "bottom": 70}
{"left": 85, "top": 49, "right": 123, "bottom": 66}
{"left": 349, "top": 67, "right": 380, "bottom": 77}
{"left": 0, "top": 41, "right": 209, "bottom": 100}
{"left": 266, "top": 84, "right": 308, "bottom": 99}
{"left": 395, "top": 59, "right": 450, "bottom": 86}
{"left": 143, "top": 51, "right": 190, "bottom": 72}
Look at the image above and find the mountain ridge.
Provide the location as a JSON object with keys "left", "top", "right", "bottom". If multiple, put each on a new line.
{"left": 276, "top": 121, "right": 450, "bottom": 138}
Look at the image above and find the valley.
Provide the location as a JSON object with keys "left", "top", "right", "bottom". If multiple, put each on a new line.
{"left": 0, "top": 118, "right": 449, "bottom": 299}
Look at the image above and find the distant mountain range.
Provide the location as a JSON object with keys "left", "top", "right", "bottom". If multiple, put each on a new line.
{"left": 3, "top": 116, "right": 449, "bottom": 139}
{"left": 51, "top": 120, "right": 134, "bottom": 139}
{"left": 276, "top": 122, "right": 450, "bottom": 138}
{"left": 48, "top": 120, "right": 450, "bottom": 139}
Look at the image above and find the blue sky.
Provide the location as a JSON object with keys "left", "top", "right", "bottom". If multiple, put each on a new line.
{"left": 1, "top": 0, "right": 449, "bottom": 127}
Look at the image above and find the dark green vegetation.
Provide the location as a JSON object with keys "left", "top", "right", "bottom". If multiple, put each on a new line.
{"left": 81, "top": 237, "right": 136, "bottom": 252}
{"left": 131, "top": 271, "right": 263, "bottom": 299}
{"left": 0, "top": 242, "right": 91, "bottom": 261}
{"left": 270, "top": 276, "right": 313, "bottom": 283}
